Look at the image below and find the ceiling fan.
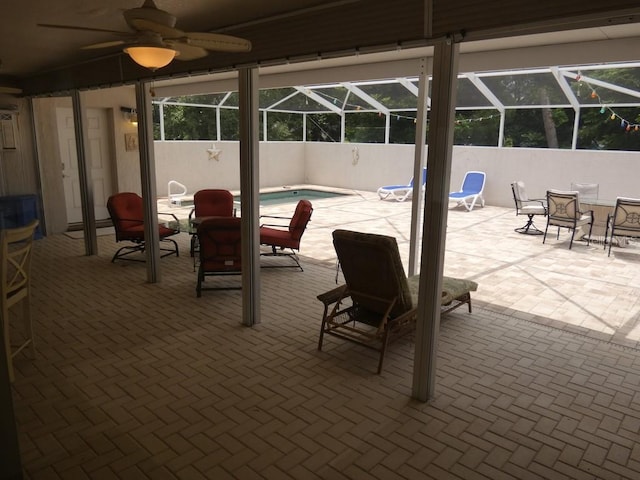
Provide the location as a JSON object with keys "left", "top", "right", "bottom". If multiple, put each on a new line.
{"left": 38, "top": 0, "right": 252, "bottom": 70}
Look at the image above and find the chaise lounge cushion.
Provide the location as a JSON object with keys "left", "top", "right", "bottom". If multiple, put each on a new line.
{"left": 406, "top": 275, "right": 478, "bottom": 306}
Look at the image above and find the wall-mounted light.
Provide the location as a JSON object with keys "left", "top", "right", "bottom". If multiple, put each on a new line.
{"left": 120, "top": 107, "right": 138, "bottom": 125}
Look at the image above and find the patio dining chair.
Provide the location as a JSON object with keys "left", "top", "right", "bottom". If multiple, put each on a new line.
{"left": 570, "top": 182, "right": 599, "bottom": 204}
{"left": 107, "top": 192, "right": 180, "bottom": 262}
{"left": 511, "top": 180, "right": 547, "bottom": 235}
{"left": 377, "top": 167, "right": 427, "bottom": 202}
{"left": 196, "top": 217, "right": 242, "bottom": 296}
{"left": 543, "top": 190, "right": 594, "bottom": 249}
{"left": 1, "top": 220, "right": 39, "bottom": 382}
{"left": 188, "top": 189, "right": 235, "bottom": 257}
{"left": 605, "top": 197, "right": 640, "bottom": 256}
{"left": 449, "top": 171, "right": 486, "bottom": 211}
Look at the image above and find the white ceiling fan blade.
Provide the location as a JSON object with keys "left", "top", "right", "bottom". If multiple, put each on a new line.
{"left": 129, "top": 18, "right": 184, "bottom": 39}
{"left": 166, "top": 42, "right": 208, "bottom": 61}
{"left": 185, "top": 32, "right": 252, "bottom": 52}
{"left": 38, "top": 23, "right": 129, "bottom": 35}
{"left": 82, "top": 40, "right": 128, "bottom": 50}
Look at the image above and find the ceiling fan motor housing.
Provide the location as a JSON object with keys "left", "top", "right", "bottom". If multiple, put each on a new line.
{"left": 124, "top": 1, "right": 177, "bottom": 29}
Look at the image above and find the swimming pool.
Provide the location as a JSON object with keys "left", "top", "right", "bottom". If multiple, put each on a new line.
{"left": 234, "top": 188, "right": 350, "bottom": 206}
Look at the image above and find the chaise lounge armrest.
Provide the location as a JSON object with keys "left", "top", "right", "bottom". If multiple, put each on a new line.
{"left": 317, "top": 275, "right": 478, "bottom": 317}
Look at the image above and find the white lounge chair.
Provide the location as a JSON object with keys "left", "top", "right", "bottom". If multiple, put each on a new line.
{"left": 377, "top": 168, "right": 427, "bottom": 202}
{"left": 449, "top": 171, "right": 486, "bottom": 211}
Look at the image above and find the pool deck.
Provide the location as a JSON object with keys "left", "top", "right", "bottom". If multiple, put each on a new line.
{"left": 159, "top": 186, "right": 640, "bottom": 348}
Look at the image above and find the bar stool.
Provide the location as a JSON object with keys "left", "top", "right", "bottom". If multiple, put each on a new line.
{"left": 1, "top": 220, "right": 39, "bottom": 382}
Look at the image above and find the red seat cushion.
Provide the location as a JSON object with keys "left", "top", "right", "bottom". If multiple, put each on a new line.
{"left": 259, "top": 226, "right": 299, "bottom": 249}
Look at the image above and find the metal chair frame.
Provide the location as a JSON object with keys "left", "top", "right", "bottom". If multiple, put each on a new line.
{"left": 543, "top": 190, "right": 594, "bottom": 249}
{"left": 511, "top": 181, "right": 547, "bottom": 235}
{"left": 605, "top": 197, "right": 640, "bottom": 256}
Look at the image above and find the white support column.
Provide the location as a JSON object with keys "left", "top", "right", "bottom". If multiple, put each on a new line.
{"left": 216, "top": 106, "right": 221, "bottom": 141}
{"left": 263, "top": 110, "right": 268, "bottom": 141}
{"left": 408, "top": 58, "right": 430, "bottom": 277}
{"left": 412, "top": 39, "right": 460, "bottom": 402}
{"left": 572, "top": 107, "right": 581, "bottom": 150}
{"left": 71, "top": 90, "right": 97, "bottom": 255}
{"left": 136, "top": 81, "right": 161, "bottom": 283}
{"left": 303, "top": 113, "right": 307, "bottom": 141}
{"left": 159, "top": 102, "right": 166, "bottom": 141}
{"left": 551, "top": 67, "right": 581, "bottom": 150}
{"left": 385, "top": 113, "right": 391, "bottom": 144}
{"left": 239, "top": 67, "right": 261, "bottom": 326}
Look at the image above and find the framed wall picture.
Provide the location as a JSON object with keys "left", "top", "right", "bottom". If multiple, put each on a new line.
{"left": 125, "top": 132, "right": 138, "bottom": 151}
{"left": 1, "top": 116, "right": 17, "bottom": 150}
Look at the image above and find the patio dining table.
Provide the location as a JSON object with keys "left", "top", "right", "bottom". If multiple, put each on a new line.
{"left": 580, "top": 198, "right": 614, "bottom": 235}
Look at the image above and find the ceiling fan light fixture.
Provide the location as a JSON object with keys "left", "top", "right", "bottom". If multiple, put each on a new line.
{"left": 124, "top": 45, "right": 177, "bottom": 70}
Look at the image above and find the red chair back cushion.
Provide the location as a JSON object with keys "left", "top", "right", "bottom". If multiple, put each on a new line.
{"left": 198, "top": 217, "right": 242, "bottom": 272}
{"left": 107, "top": 193, "right": 144, "bottom": 238}
{"left": 194, "top": 189, "right": 234, "bottom": 218}
{"left": 288, "top": 200, "right": 313, "bottom": 242}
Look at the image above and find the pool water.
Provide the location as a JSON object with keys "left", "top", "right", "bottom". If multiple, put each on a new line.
{"left": 234, "top": 189, "right": 349, "bottom": 206}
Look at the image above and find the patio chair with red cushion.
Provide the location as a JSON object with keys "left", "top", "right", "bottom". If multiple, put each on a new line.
{"left": 259, "top": 199, "right": 313, "bottom": 271}
{"left": 107, "top": 192, "right": 180, "bottom": 262}
{"left": 196, "top": 216, "right": 242, "bottom": 296}
{"left": 188, "top": 189, "right": 235, "bottom": 257}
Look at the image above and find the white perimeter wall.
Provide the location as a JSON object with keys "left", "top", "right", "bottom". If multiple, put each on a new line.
{"left": 154, "top": 141, "right": 305, "bottom": 197}
{"left": 154, "top": 141, "right": 640, "bottom": 206}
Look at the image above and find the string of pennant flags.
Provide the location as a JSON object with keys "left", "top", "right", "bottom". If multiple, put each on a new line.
{"left": 312, "top": 88, "right": 501, "bottom": 124}
{"left": 310, "top": 78, "right": 640, "bottom": 131}
{"left": 575, "top": 72, "right": 640, "bottom": 132}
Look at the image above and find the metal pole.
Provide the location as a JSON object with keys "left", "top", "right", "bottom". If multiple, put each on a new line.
{"left": 412, "top": 39, "right": 460, "bottom": 402}
{"left": 71, "top": 90, "right": 97, "bottom": 255}
{"left": 136, "top": 81, "right": 161, "bottom": 283}
{"left": 408, "top": 57, "right": 430, "bottom": 276}
{"left": 239, "top": 67, "right": 261, "bottom": 326}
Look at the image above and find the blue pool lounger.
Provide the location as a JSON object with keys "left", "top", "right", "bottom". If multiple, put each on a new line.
{"left": 449, "top": 171, "right": 486, "bottom": 211}
{"left": 377, "top": 168, "right": 427, "bottom": 202}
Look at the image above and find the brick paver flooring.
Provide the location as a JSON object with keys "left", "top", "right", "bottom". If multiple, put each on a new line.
{"left": 10, "top": 191, "right": 640, "bottom": 478}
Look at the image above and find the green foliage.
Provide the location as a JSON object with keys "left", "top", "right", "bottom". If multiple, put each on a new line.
{"left": 389, "top": 113, "right": 419, "bottom": 144}
{"left": 578, "top": 107, "right": 640, "bottom": 151}
{"left": 152, "top": 68, "right": 640, "bottom": 151}
{"left": 160, "top": 104, "right": 217, "bottom": 140}
{"left": 504, "top": 109, "right": 574, "bottom": 148}
{"left": 345, "top": 112, "right": 385, "bottom": 143}
{"left": 453, "top": 111, "right": 500, "bottom": 146}
{"left": 266, "top": 112, "right": 302, "bottom": 141}
{"left": 306, "top": 114, "right": 341, "bottom": 142}
{"left": 220, "top": 109, "right": 239, "bottom": 141}
{"left": 573, "top": 68, "right": 640, "bottom": 150}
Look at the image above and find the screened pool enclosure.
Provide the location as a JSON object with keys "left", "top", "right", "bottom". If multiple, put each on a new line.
{"left": 153, "top": 62, "right": 640, "bottom": 151}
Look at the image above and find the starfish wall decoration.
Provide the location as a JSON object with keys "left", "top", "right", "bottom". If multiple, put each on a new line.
{"left": 207, "top": 144, "right": 222, "bottom": 161}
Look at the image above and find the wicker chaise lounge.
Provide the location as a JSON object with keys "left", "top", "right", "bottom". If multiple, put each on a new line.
{"left": 317, "top": 229, "right": 478, "bottom": 374}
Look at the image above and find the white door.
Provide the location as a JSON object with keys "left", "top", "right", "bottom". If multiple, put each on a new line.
{"left": 56, "top": 107, "right": 113, "bottom": 224}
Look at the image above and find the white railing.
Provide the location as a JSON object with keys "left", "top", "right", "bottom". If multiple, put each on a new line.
{"left": 168, "top": 180, "right": 188, "bottom": 206}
